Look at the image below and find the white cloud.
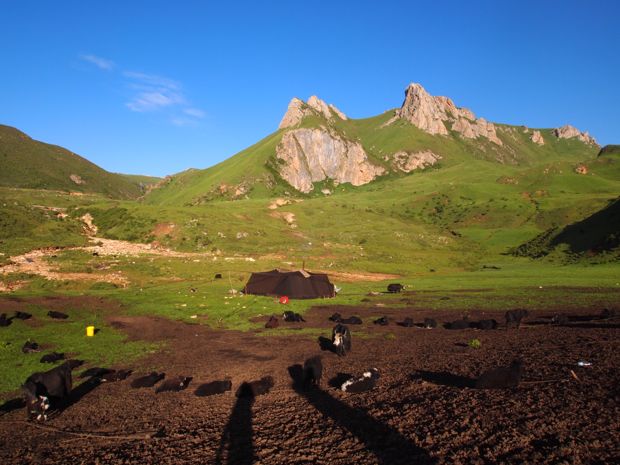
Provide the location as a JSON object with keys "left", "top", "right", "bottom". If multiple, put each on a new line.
{"left": 183, "top": 108, "right": 205, "bottom": 118}
{"left": 124, "top": 71, "right": 190, "bottom": 113}
{"left": 80, "top": 54, "right": 115, "bottom": 70}
{"left": 126, "top": 91, "right": 185, "bottom": 112}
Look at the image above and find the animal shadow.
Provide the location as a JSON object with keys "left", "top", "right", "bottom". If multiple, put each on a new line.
{"left": 318, "top": 336, "right": 334, "bottom": 352}
{"left": 412, "top": 370, "right": 475, "bottom": 388}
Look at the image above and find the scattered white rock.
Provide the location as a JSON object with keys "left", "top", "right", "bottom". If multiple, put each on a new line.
{"left": 392, "top": 150, "right": 442, "bottom": 172}
{"left": 531, "top": 130, "right": 545, "bottom": 145}
{"left": 554, "top": 125, "right": 598, "bottom": 145}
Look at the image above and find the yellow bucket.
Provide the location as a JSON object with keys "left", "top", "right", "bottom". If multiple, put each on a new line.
{"left": 86, "top": 326, "right": 95, "bottom": 337}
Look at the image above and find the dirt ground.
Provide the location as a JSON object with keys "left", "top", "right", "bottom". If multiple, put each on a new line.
{"left": 0, "top": 303, "right": 618, "bottom": 465}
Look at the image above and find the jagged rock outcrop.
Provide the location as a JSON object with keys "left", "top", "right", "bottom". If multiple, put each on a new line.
{"left": 275, "top": 127, "right": 385, "bottom": 193}
{"left": 279, "top": 96, "right": 347, "bottom": 129}
{"left": 531, "top": 130, "right": 545, "bottom": 145}
{"left": 392, "top": 150, "right": 441, "bottom": 172}
{"left": 554, "top": 125, "right": 598, "bottom": 145}
{"left": 392, "top": 83, "right": 503, "bottom": 145}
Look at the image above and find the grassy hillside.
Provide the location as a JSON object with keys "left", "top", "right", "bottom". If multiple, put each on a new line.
{"left": 0, "top": 124, "right": 143, "bottom": 198}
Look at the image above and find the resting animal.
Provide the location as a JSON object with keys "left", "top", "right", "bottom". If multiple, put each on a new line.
{"left": 22, "top": 363, "right": 73, "bottom": 421}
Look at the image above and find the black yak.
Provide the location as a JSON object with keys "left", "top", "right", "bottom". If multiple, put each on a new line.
{"left": 400, "top": 317, "right": 415, "bottom": 327}
{"left": 265, "top": 315, "right": 279, "bottom": 329}
{"left": 22, "top": 363, "right": 72, "bottom": 421}
{"left": 373, "top": 316, "right": 389, "bottom": 326}
{"left": 40, "top": 352, "right": 65, "bottom": 363}
{"left": 475, "top": 360, "right": 523, "bottom": 389}
{"left": 475, "top": 319, "right": 498, "bottom": 330}
{"left": 101, "top": 369, "right": 133, "bottom": 382}
{"left": 447, "top": 318, "right": 470, "bottom": 330}
{"left": 387, "top": 283, "right": 404, "bottom": 293}
{"left": 131, "top": 372, "right": 165, "bottom": 388}
{"left": 22, "top": 341, "right": 41, "bottom": 353}
{"left": 302, "top": 356, "right": 323, "bottom": 388}
{"left": 195, "top": 380, "right": 232, "bottom": 397}
{"left": 505, "top": 309, "right": 528, "bottom": 329}
{"left": 423, "top": 318, "right": 437, "bottom": 329}
{"left": 328, "top": 312, "right": 342, "bottom": 322}
{"left": 341, "top": 368, "right": 380, "bottom": 393}
{"left": 47, "top": 311, "right": 69, "bottom": 320}
{"left": 0, "top": 313, "right": 12, "bottom": 327}
{"left": 340, "top": 316, "right": 363, "bottom": 325}
{"left": 236, "top": 376, "right": 274, "bottom": 398}
{"left": 332, "top": 324, "right": 352, "bottom": 356}
{"left": 156, "top": 376, "right": 193, "bottom": 393}
{"left": 283, "top": 311, "right": 305, "bottom": 322}
{"left": 14, "top": 311, "right": 32, "bottom": 320}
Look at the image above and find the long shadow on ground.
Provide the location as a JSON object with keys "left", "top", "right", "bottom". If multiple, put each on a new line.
{"left": 288, "top": 364, "right": 435, "bottom": 465}
{"left": 411, "top": 370, "right": 476, "bottom": 389}
{"left": 215, "top": 384, "right": 255, "bottom": 465}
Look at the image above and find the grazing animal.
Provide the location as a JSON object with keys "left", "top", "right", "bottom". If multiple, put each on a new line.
{"left": 101, "top": 369, "right": 132, "bottom": 382}
{"left": 447, "top": 318, "right": 470, "bottom": 330}
{"left": 22, "top": 341, "right": 41, "bottom": 353}
{"left": 328, "top": 312, "right": 342, "bottom": 322}
{"left": 214, "top": 273, "right": 223, "bottom": 279}
{"left": 505, "top": 309, "right": 528, "bottom": 329}
{"left": 340, "top": 316, "right": 363, "bottom": 325}
{"left": 14, "top": 311, "right": 32, "bottom": 320}
{"left": 476, "top": 319, "right": 498, "bottom": 330}
{"left": 332, "top": 324, "right": 352, "bottom": 356}
{"left": 265, "top": 315, "right": 279, "bottom": 329}
{"left": 131, "top": 372, "right": 165, "bottom": 388}
{"left": 40, "top": 352, "right": 65, "bottom": 363}
{"left": 0, "top": 313, "right": 12, "bottom": 327}
{"left": 22, "top": 363, "right": 72, "bottom": 421}
{"left": 374, "top": 316, "right": 389, "bottom": 326}
{"left": 551, "top": 314, "right": 569, "bottom": 325}
{"left": 156, "top": 376, "right": 193, "bottom": 393}
{"left": 400, "top": 317, "right": 415, "bottom": 327}
{"left": 195, "top": 380, "right": 232, "bottom": 397}
{"left": 600, "top": 308, "right": 618, "bottom": 319}
{"left": 47, "top": 311, "right": 68, "bottom": 320}
{"left": 302, "top": 356, "right": 323, "bottom": 388}
{"left": 475, "top": 360, "right": 524, "bottom": 389}
{"left": 423, "top": 318, "right": 437, "bottom": 329}
{"left": 236, "top": 376, "right": 274, "bottom": 398}
{"left": 341, "top": 368, "right": 380, "bottom": 393}
{"left": 387, "top": 283, "right": 404, "bottom": 293}
{"left": 283, "top": 311, "right": 305, "bottom": 322}
{"left": 80, "top": 367, "right": 114, "bottom": 379}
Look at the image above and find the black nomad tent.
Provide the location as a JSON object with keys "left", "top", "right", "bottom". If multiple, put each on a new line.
{"left": 244, "top": 269, "right": 335, "bottom": 299}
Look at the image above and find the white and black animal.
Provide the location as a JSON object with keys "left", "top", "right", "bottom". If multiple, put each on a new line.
{"left": 302, "top": 356, "right": 323, "bottom": 388}
{"left": 283, "top": 311, "right": 305, "bottom": 322}
{"left": 387, "top": 283, "right": 404, "bottom": 293}
{"left": 475, "top": 360, "right": 523, "bottom": 389}
{"left": 131, "top": 372, "right": 165, "bottom": 388}
{"left": 22, "top": 363, "right": 72, "bottom": 421}
{"left": 423, "top": 318, "right": 437, "bottom": 329}
{"left": 101, "top": 369, "right": 133, "bottom": 382}
{"left": 332, "top": 324, "right": 352, "bottom": 357}
{"left": 156, "top": 376, "right": 193, "bottom": 393}
{"left": 341, "top": 368, "right": 380, "bottom": 393}
{"left": 505, "top": 309, "right": 529, "bottom": 329}
{"left": 47, "top": 311, "right": 69, "bottom": 320}
{"left": 22, "top": 341, "right": 41, "bottom": 353}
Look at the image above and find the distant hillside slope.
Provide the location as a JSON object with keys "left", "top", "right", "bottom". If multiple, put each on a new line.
{"left": 0, "top": 124, "right": 143, "bottom": 198}
{"left": 144, "top": 83, "right": 599, "bottom": 206}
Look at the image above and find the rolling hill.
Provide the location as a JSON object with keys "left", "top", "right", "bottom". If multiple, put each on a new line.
{"left": 0, "top": 124, "right": 146, "bottom": 199}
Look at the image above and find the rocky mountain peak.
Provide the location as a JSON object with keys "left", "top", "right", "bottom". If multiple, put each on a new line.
{"left": 278, "top": 96, "right": 347, "bottom": 129}
{"left": 554, "top": 125, "right": 598, "bottom": 145}
{"left": 392, "top": 82, "right": 503, "bottom": 145}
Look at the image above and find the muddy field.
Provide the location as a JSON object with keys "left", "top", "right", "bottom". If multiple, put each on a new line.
{"left": 1, "top": 303, "right": 618, "bottom": 464}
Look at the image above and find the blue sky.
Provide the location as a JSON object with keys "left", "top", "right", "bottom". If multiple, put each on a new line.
{"left": 1, "top": 0, "right": 618, "bottom": 177}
